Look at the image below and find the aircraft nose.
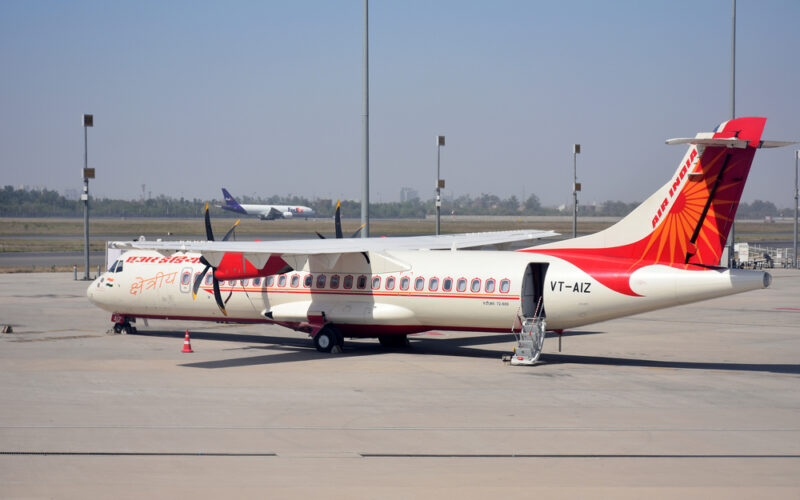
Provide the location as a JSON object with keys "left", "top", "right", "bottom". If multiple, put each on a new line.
{"left": 86, "top": 276, "right": 103, "bottom": 305}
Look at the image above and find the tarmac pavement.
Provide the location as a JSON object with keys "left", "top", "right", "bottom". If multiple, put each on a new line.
{"left": 0, "top": 270, "right": 798, "bottom": 498}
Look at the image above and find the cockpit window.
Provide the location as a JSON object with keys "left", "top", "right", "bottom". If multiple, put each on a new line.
{"left": 108, "top": 260, "right": 122, "bottom": 273}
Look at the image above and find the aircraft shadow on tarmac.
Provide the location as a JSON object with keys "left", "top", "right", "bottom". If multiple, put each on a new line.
{"left": 130, "top": 329, "right": 800, "bottom": 375}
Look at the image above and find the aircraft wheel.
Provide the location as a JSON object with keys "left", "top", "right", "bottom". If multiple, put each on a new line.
{"left": 113, "top": 323, "right": 123, "bottom": 334}
{"left": 314, "top": 327, "right": 336, "bottom": 353}
{"left": 378, "top": 335, "right": 409, "bottom": 348}
{"left": 122, "top": 323, "right": 134, "bottom": 335}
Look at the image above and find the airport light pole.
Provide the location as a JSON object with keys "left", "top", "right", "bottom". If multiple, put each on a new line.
{"left": 728, "top": 0, "right": 736, "bottom": 267}
{"left": 360, "top": 0, "right": 370, "bottom": 238}
{"left": 82, "top": 114, "right": 95, "bottom": 280}
{"left": 795, "top": 150, "right": 798, "bottom": 268}
{"left": 572, "top": 144, "right": 581, "bottom": 239}
{"left": 435, "top": 135, "right": 445, "bottom": 235}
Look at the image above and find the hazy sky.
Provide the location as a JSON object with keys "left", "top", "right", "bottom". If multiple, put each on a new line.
{"left": 2, "top": 0, "right": 799, "bottom": 207}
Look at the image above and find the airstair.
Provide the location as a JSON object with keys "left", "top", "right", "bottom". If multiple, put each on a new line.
{"left": 510, "top": 297, "right": 546, "bottom": 366}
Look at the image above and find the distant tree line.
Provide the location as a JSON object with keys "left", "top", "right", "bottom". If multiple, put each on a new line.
{"left": 0, "top": 185, "right": 792, "bottom": 220}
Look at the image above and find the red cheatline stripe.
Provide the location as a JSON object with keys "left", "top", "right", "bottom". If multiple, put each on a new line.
{"left": 775, "top": 307, "right": 800, "bottom": 311}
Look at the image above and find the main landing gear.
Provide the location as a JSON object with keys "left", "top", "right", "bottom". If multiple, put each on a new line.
{"left": 313, "top": 325, "right": 343, "bottom": 353}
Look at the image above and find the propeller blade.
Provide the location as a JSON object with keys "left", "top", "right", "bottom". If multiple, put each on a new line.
{"left": 334, "top": 200, "right": 343, "bottom": 239}
{"left": 222, "top": 219, "right": 240, "bottom": 242}
{"left": 192, "top": 264, "right": 211, "bottom": 300}
{"left": 204, "top": 202, "right": 215, "bottom": 241}
{"left": 350, "top": 223, "right": 366, "bottom": 238}
{"left": 212, "top": 277, "right": 227, "bottom": 316}
{"left": 224, "top": 287, "right": 234, "bottom": 305}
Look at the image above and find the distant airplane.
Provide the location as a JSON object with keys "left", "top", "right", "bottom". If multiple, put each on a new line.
{"left": 218, "top": 188, "right": 315, "bottom": 220}
{"left": 90, "top": 117, "right": 795, "bottom": 363}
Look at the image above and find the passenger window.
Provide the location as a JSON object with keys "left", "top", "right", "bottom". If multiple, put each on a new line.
{"left": 330, "top": 275, "right": 340, "bottom": 289}
{"left": 357, "top": 275, "right": 367, "bottom": 289}
{"left": 385, "top": 277, "right": 395, "bottom": 290}
{"left": 316, "top": 275, "right": 326, "bottom": 288}
{"left": 429, "top": 277, "right": 439, "bottom": 291}
{"left": 485, "top": 279, "right": 495, "bottom": 293}
{"left": 470, "top": 278, "right": 481, "bottom": 293}
{"left": 343, "top": 275, "right": 353, "bottom": 289}
{"left": 278, "top": 275, "right": 286, "bottom": 287}
{"left": 266, "top": 276, "right": 274, "bottom": 287}
{"left": 290, "top": 275, "right": 300, "bottom": 287}
{"left": 500, "top": 279, "right": 510, "bottom": 293}
{"left": 303, "top": 275, "right": 312, "bottom": 287}
{"left": 205, "top": 274, "right": 214, "bottom": 286}
{"left": 240, "top": 279, "right": 249, "bottom": 287}
{"left": 371, "top": 276, "right": 381, "bottom": 290}
{"left": 414, "top": 277, "right": 424, "bottom": 291}
{"left": 181, "top": 272, "right": 191, "bottom": 285}
{"left": 253, "top": 278, "right": 262, "bottom": 286}
{"left": 456, "top": 278, "right": 467, "bottom": 292}
{"left": 442, "top": 278, "right": 452, "bottom": 292}
{"left": 400, "top": 276, "right": 410, "bottom": 290}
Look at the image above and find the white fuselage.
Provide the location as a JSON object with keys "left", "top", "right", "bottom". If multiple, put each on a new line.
{"left": 241, "top": 204, "right": 314, "bottom": 219}
{"left": 88, "top": 249, "right": 770, "bottom": 337}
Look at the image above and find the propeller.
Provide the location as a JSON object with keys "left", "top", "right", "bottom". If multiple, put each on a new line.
{"left": 192, "top": 202, "right": 240, "bottom": 316}
{"left": 317, "top": 201, "right": 365, "bottom": 239}
{"left": 314, "top": 200, "right": 370, "bottom": 263}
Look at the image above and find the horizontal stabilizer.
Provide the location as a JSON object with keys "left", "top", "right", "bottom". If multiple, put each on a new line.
{"left": 757, "top": 140, "right": 798, "bottom": 148}
{"left": 666, "top": 137, "right": 749, "bottom": 148}
{"left": 667, "top": 137, "right": 797, "bottom": 149}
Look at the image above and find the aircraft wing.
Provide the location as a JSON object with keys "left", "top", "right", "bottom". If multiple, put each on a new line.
{"left": 111, "top": 229, "right": 558, "bottom": 267}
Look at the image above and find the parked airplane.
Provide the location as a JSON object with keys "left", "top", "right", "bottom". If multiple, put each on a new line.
{"left": 219, "top": 188, "right": 315, "bottom": 220}
{"left": 89, "top": 118, "right": 793, "bottom": 361}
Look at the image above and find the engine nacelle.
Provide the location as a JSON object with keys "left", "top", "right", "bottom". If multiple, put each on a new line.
{"left": 282, "top": 211, "right": 294, "bottom": 218}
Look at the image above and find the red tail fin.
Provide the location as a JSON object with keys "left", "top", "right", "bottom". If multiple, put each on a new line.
{"left": 646, "top": 116, "right": 765, "bottom": 266}
{"left": 524, "top": 118, "right": 769, "bottom": 295}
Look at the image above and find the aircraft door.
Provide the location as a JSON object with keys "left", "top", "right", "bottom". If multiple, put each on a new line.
{"left": 521, "top": 263, "right": 548, "bottom": 318}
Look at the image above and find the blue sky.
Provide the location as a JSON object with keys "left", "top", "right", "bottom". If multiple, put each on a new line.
{"left": 1, "top": 0, "right": 799, "bottom": 207}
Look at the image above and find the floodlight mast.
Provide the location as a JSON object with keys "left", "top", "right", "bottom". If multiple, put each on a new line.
{"left": 82, "top": 114, "right": 93, "bottom": 280}
{"left": 435, "top": 135, "right": 445, "bottom": 235}
{"left": 572, "top": 144, "right": 581, "bottom": 239}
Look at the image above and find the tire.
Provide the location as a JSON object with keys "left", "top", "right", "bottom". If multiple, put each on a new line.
{"left": 113, "top": 323, "right": 122, "bottom": 334}
{"left": 122, "top": 324, "right": 133, "bottom": 335}
{"left": 314, "top": 327, "right": 335, "bottom": 353}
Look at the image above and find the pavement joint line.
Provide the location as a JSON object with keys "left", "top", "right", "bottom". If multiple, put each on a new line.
{"left": 6, "top": 334, "right": 105, "bottom": 342}
{"left": 1, "top": 425, "right": 798, "bottom": 432}
{"left": 0, "top": 451, "right": 276, "bottom": 457}
{"left": 0, "top": 452, "right": 797, "bottom": 459}
{"left": 359, "top": 453, "right": 800, "bottom": 459}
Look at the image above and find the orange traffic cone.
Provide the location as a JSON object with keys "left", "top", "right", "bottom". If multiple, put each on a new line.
{"left": 182, "top": 329, "right": 193, "bottom": 353}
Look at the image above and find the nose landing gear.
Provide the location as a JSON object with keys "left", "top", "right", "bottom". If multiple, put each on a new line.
{"left": 111, "top": 314, "right": 137, "bottom": 335}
